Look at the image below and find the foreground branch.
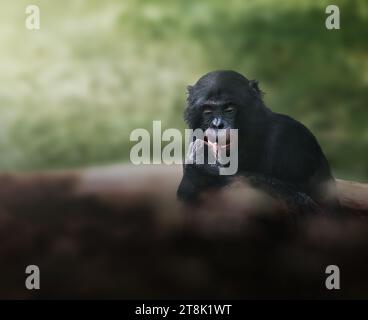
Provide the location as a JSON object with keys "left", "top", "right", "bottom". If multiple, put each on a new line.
{"left": 0, "top": 165, "right": 367, "bottom": 299}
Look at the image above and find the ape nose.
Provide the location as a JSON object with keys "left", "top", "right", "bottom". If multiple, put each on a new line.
{"left": 210, "top": 118, "right": 225, "bottom": 129}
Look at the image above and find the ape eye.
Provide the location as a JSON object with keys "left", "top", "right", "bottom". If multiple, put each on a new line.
{"left": 203, "top": 108, "right": 213, "bottom": 115}
{"left": 224, "top": 106, "right": 236, "bottom": 113}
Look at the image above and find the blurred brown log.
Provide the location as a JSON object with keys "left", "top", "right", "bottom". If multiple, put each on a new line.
{"left": 1, "top": 165, "right": 367, "bottom": 214}
{"left": 0, "top": 165, "right": 367, "bottom": 299}
{"left": 80, "top": 166, "right": 368, "bottom": 215}
{"left": 336, "top": 179, "right": 368, "bottom": 213}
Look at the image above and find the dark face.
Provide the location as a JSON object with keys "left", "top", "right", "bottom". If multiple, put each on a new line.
{"left": 184, "top": 70, "right": 262, "bottom": 131}
{"left": 200, "top": 102, "right": 237, "bottom": 131}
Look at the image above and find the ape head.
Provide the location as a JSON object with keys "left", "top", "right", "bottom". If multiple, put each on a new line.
{"left": 184, "top": 70, "right": 264, "bottom": 132}
{"left": 184, "top": 70, "right": 266, "bottom": 159}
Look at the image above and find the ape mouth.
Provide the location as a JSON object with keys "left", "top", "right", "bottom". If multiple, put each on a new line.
{"left": 203, "top": 128, "right": 231, "bottom": 154}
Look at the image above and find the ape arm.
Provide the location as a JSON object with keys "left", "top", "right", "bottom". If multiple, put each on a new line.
{"left": 177, "top": 164, "right": 228, "bottom": 203}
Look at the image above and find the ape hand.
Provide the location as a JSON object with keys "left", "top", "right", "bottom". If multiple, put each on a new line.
{"left": 186, "top": 139, "right": 220, "bottom": 175}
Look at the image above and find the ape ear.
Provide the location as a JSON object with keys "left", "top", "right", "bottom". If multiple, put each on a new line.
{"left": 249, "top": 80, "right": 264, "bottom": 97}
{"left": 186, "top": 85, "right": 196, "bottom": 106}
{"left": 186, "top": 85, "right": 194, "bottom": 95}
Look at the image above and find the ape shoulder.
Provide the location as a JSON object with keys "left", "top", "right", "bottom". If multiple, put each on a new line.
{"left": 257, "top": 112, "right": 331, "bottom": 184}
{"left": 269, "top": 112, "right": 323, "bottom": 153}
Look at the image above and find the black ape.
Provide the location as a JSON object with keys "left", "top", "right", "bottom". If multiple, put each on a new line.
{"left": 177, "top": 70, "right": 339, "bottom": 213}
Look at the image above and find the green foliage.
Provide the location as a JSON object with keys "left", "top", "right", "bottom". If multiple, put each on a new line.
{"left": 0, "top": 0, "right": 367, "bottom": 180}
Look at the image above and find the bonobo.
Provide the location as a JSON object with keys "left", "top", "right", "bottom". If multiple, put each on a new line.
{"left": 177, "top": 70, "right": 339, "bottom": 213}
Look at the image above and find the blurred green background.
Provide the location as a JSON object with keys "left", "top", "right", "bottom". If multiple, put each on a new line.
{"left": 0, "top": 0, "right": 367, "bottom": 181}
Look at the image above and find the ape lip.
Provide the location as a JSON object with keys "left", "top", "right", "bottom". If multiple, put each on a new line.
{"left": 202, "top": 136, "right": 231, "bottom": 154}
{"left": 203, "top": 133, "right": 231, "bottom": 146}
